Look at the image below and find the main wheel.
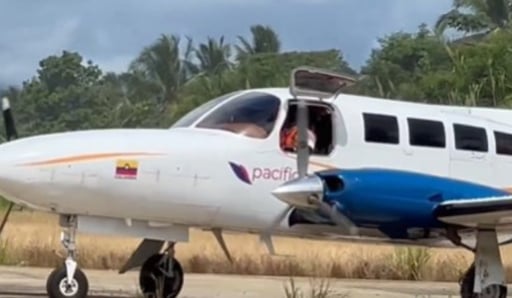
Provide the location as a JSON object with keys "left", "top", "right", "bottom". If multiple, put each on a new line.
{"left": 46, "top": 266, "right": 88, "bottom": 298}
{"left": 459, "top": 263, "right": 507, "bottom": 298}
{"left": 139, "top": 253, "right": 184, "bottom": 298}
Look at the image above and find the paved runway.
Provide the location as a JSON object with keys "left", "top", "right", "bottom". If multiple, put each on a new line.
{"left": 0, "top": 265, "right": 471, "bottom": 297}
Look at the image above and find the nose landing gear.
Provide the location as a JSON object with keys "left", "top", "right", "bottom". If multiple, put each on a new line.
{"left": 46, "top": 215, "right": 89, "bottom": 298}
{"left": 45, "top": 216, "right": 184, "bottom": 298}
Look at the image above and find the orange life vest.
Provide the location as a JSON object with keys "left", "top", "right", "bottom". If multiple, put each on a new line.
{"left": 281, "top": 126, "right": 316, "bottom": 151}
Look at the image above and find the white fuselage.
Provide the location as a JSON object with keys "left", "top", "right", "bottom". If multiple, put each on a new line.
{"left": 1, "top": 88, "right": 512, "bottom": 246}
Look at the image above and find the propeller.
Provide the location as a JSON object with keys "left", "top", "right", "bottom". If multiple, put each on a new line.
{"left": 259, "top": 66, "right": 361, "bottom": 255}
{"left": 259, "top": 95, "right": 313, "bottom": 254}
{"left": 296, "top": 98, "right": 309, "bottom": 178}
{"left": 273, "top": 99, "right": 310, "bottom": 218}
{"left": 0, "top": 96, "right": 18, "bottom": 236}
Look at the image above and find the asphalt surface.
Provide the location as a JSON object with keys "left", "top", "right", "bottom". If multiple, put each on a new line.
{"left": 0, "top": 265, "right": 474, "bottom": 297}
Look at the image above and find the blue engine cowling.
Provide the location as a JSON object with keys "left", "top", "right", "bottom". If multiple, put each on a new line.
{"left": 294, "top": 168, "right": 509, "bottom": 239}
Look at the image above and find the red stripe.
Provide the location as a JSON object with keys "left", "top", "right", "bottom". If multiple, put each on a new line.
{"left": 116, "top": 168, "right": 137, "bottom": 175}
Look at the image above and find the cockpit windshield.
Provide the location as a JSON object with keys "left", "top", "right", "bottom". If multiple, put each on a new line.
{"left": 171, "top": 91, "right": 241, "bottom": 128}
{"left": 196, "top": 91, "right": 281, "bottom": 139}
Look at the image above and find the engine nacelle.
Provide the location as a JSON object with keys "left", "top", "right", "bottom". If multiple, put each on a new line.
{"left": 315, "top": 168, "right": 511, "bottom": 234}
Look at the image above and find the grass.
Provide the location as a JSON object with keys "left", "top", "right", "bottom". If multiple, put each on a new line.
{"left": 283, "top": 277, "right": 350, "bottom": 298}
{"left": 1, "top": 209, "right": 511, "bottom": 282}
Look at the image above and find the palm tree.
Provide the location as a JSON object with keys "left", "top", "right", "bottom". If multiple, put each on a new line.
{"left": 128, "top": 34, "right": 198, "bottom": 110}
{"left": 435, "top": 0, "right": 512, "bottom": 37}
{"left": 235, "top": 25, "right": 281, "bottom": 61}
{"left": 194, "top": 36, "right": 233, "bottom": 75}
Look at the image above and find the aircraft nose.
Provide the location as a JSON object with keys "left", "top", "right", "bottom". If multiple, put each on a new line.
{"left": 0, "top": 166, "right": 36, "bottom": 209}
{"left": 0, "top": 140, "right": 44, "bottom": 203}
{"left": 271, "top": 175, "right": 325, "bottom": 209}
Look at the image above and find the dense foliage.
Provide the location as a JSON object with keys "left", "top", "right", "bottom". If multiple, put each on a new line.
{"left": 2, "top": 4, "right": 512, "bottom": 138}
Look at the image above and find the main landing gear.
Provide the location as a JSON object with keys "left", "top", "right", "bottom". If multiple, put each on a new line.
{"left": 447, "top": 228, "right": 508, "bottom": 298}
{"left": 45, "top": 215, "right": 184, "bottom": 298}
{"left": 139, "top": 242, "right": 184, "bottom": 298}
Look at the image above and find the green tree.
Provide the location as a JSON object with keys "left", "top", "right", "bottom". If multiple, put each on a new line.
{"left": 357, "top": 24, "right": 451, "bottom": 101}
{"left": 435, "top": 0, "right": 512, "bottom": 36}
{"left": 442, "top": 29, "right": 512, "bottom": 107}
{"left": 194, "top": 36, "right": 233, "bottom": 76}
{"left": 355, "top": 23, "right": 512, "bottom": 108}
{"left": 235, "top": 25, "right": 281, "bottom": 61}
{"left": 15, "top": 51, "right": 114, "bottom": 136}
{"left": 172, "top": 48, "right": 357, "bottom": 122}
{"left": 7, "top": 20, "right": 512, "bottom": 137}
{"left": 238, "top": 49, "right": 356, "bottom": 89}
{"left": 94, "top": 72, "right": 162, "bottom": 128}
{"left": 128, "top": 34, "right": 198, "bottom": 111}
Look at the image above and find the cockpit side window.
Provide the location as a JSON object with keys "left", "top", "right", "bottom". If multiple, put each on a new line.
{"left": 196, "top": 92, "right": 281, "bottom": 139}
{"left": 171, "top": 91, "right": 241, "bottom": 128}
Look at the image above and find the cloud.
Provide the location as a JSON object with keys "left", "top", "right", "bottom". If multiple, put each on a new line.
{"left": 0, "top": 16, "right": 82, "bottom": 83}
{"left": 0, "top": 0, "right": 451, "bottom": 87}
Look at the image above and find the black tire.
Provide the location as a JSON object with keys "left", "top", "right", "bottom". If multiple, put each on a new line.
{"left": 46, "top": 266, "right": 88, "bottom": 298}
{"left": 460, "top": 263, "right": 507, "bottom": 298}
{"left": 139, "top": 253, "right": 184, "bottom": 298}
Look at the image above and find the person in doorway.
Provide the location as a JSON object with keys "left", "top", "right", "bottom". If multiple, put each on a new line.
{"left": 280, "top": 122, "right": 317, "bottom": 153}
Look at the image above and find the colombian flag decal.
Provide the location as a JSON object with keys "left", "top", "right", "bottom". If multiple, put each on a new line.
{"left": 115, "top": 159, "right": 138, "bottom": 179}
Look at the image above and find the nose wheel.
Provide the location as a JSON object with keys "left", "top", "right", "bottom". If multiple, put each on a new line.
{"left": 46, "top": 215, "right": 89, "bottom": 298}
{"left": 46, "top": 265, "right": 88, "bottom": 298}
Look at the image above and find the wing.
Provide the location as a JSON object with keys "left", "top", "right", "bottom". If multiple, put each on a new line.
{"left": 433, "top": 196, "right": 512, "bottom": 227}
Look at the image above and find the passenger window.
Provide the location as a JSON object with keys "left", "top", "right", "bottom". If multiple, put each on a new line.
{"left": 494, "top": 131, "right": 512, "bottom": 155}
{"left": 453, "top": 124, "right": 488, "bottom": 152}
{"left": 363, "top": 113, "right": 399, "bottom": 144}
{"left": 407, "top": 118, "right": 445, "bottom": 148}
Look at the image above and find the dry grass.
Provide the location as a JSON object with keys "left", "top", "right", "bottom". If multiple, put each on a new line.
{"left": 283, "top": 277, "right": 350, "bottom": 298}
{"left": 2, "top": 210, "right": 512, "bottom": 282}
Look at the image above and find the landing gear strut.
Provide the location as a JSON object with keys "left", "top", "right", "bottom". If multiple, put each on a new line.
{"left": 448, "top": 228, "right": 507, "bottom": 298}
{"left": 46, "top": 215, "right": 88, "bottom": 298}
{"left": 139, "top": 242, "right": 184, "bottom": 298}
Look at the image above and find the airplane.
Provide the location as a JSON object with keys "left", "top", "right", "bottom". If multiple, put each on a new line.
{"left": 0, "top": 66, "right": 511, "bottom": 298}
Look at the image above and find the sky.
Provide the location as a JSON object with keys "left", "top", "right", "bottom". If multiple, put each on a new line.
{"left": 0, "top": 0, "right": 452, "bottom": 87}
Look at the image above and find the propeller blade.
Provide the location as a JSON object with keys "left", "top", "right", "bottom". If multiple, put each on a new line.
{"left": 296, "top": 99, "right": 309, "bottom": 178}
{"left": 1, "top": 97, "right": 17, "bottom": 141}
{"left": 0, "top": 97, "right": 19, "bottom": 237}
{"left": 262, "top": 99, "right": 310, "bottom": 240}
{"left": 0, "top": 202, "right": 14, "bottom": 235}
{"left": 259, "top": 205, "right": 292, "bottom": 255}
{"left": 266, "top": 205, "right": 293, "bottom": 233}
{"left": 316, "top": 200, "right": 358, "bottom": 235}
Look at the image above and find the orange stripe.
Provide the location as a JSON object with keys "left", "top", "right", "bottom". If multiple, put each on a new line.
{"left": 283, "top": 153, "right": 337, "bottom": 170}
{"left": 503, "top": 188, "right": 512, "bottom": 194}
{"left": 19, "top": 152, "right": 165, "bottom": 167}
{"left": 309, "top": 159, "right": 337, "bottom": 170}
